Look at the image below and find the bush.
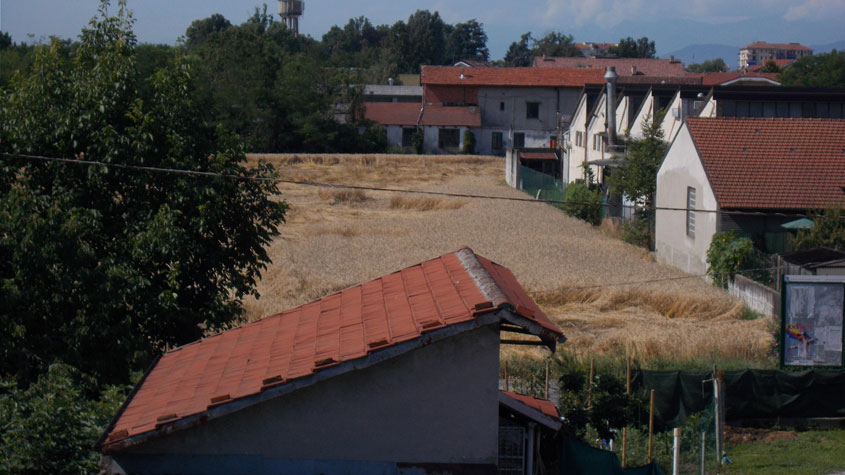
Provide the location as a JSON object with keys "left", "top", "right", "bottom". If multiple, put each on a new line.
{"left": 706, "top": 231, "right": 753, "bottom": 288}
{"left": 461, "top": 129, "right": 476, "bottom": 154}
{"left": 412, "top": 129, "right": 424, "bottom": 154}
{"left": 561, "top": 183, "right": 602, "bottom": 225}
{"left": 622, "top": 211, "right": 653, "bottom": 249}
{"left": 0, "top": 364, "right": 128, "bottom": 474}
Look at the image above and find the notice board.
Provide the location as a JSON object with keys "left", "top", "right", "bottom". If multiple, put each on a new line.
{"left": 782, "top": 275, "right": 845, "bottom": 368}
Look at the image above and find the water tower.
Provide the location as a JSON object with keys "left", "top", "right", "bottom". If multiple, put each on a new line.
{"left": 278, "top": 1, "right": 304, "bottom": 37}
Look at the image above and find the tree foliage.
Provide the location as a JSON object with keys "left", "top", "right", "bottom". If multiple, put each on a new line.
{"left": 0, "top": 364, "right": 127, "bottom": 474}
{"left": 504, "top": 32, "right": 535, "bottom": 67}
{"left": 533, "top": 32, "right": 580, "bottom": 58}
{"left": 608, "top": 112, "right": 667, "bottom": 208}
{"left": 561, "top": 183, "right": 603, "bottom": 225}
{"left": 686, "top": 58, "right": 728, "bottom": 73}
{"left": 794, "top": 208, "right": 845, "bottom": 250}
{"left": 609, "top": 37, "right": 656, "bottom": 58}
{"left": 0, "top": 31, "right": 11, "bottom": 50}
{"left": 445, "top": 19, "right": 489, "bottom": 63}
{"left": 779, "top": 50, "right": 845, "bottom": 87}
{"left": 758, "top": 59, "right": 781, "bottom": 73}
{"left": 0, "top": 1, "right": 288, "bottom": 384}
{"left": 706, "top": 232, "right": 754, "bottom": 288}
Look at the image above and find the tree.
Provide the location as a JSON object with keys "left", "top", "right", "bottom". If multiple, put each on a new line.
{"left": 445, "top": 19, "right": 489, "bottom": 63}
{"left": 0, "top": 31, "right": 11, "bottom": 50}
{"left": 406, "top": 10, "right": 446, "bottom": 72}
{"left": 794, "top": 208, "right": 845, "bottom": 250}
{"left": 608, "top": 112, "right": 667, "bottom": 209}
{"left": 185, "top": 13, "right": 232, "bottom": 47}
{"left": 686, "top": 58, "right": 728, "bottom": 73}
{"left": 706, "top": 232, "right": 754, "bottom": 288}
{"left": 533, "top": 31, "right": 580, "bottom": 58}
{"left": 504, "top": 32, "right": 534, "bottom": 67}
{"left": 758, "top": 59, "right": 781, "bottom": 73}
{"left": 0, "top": 1, "right": 288, "bottom": 385}
{"left": 461, "top": 129, "right": 476, "bottom": 154}
{"left": 609, "top": 37, "right": 656, "bottom": 58}
{"left": 779, "top": 50, "right": 845, "bottom": 87}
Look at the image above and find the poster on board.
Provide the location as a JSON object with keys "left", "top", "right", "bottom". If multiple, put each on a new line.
{"left": 783, "top": 279, "right": 844, "bottom": 367}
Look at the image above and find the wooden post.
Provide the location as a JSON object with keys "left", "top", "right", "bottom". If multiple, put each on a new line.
{"left": 544, "top": 361, "right": 550, "bottom": 400}
{"left": 648, "top": 389, "right": 655, "bottom": 463}
{"left": 504, "top": 361, "right": 509, "bottom": 392}
{"left": 673, "top": 427, "right": 681, "bottom": 475}
{"left": 587, "top": 358, "right": 595, "bottom": 408}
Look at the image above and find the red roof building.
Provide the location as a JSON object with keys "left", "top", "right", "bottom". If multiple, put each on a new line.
{"left": 421, "top": 65, "right": 606, "bottom": 89}
{"left": 739, "top": 42, "right": 813, "bottom": 69}
{"left": 655, "top": 118, "right": 845, "bottom": 274}
{"left": 363, "top": 102, "right": 422, "bottom": 126}
{"left": 534, "top": 56, "right": 687, "bottom": 77}
{"left": 99, "top": 248, "right": 564, "bottom": 473}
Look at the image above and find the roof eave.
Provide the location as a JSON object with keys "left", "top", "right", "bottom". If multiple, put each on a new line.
{"left": 499, "top": 392, "right": 562, "bottom": 431}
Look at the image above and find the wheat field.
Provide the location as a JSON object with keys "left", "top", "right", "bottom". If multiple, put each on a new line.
{"left": 245, "top": 153, "right": 772, "bottom": 365}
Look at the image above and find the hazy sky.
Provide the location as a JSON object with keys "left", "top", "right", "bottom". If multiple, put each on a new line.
{"left": 2, "top": 0, "right": 843, "bottom": 58}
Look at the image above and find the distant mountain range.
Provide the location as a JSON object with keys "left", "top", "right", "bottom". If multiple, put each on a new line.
{"left": 664, "top": 41, "right": 845, "bottom": 71}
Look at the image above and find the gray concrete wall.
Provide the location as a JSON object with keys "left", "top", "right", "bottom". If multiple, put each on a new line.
{"left": 107, "top": 325, "right": 501, "bottom": 474}
{"left": 729, "top": 274, "right": 781, "bottom": 318}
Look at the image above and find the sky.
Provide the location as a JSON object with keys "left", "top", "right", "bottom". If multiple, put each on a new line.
{"left": 2, "top": 0, "right": 843, "bottom": 59}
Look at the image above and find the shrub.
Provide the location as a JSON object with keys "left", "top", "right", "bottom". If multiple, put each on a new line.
{"left": 412, "top": 129, "right": 424, "bottom": 154}
{"left": 461, "top": 129, "right": 476, "bottom": 154}
{"left": 622, "top": 211, "right": 653, "bottom": 249}
{"left": 561, "top": 183, "right": 602, "bottom": 225}
{"left": 706, "top": 232, "right": 753, "bottom": 288}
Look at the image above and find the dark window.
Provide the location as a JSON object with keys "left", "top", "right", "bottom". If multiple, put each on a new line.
{"left": 776, "top": 102, "right": 789, "bottom": 118}
{"left": 526, "top": 102, "right": 540, "bottom": 119}
{"left": 749, "top": 102, "right": 763, "bottom": 117}
{"left": 492, "top": 132, "right": 503, "bottom": 150}
{"left": 500, "top": 102, "right": 505, "bottom": 111}
{"left": 402, "top": 128, "right": 415, "bottom": 147}
{"left": 687, "top": 187, "right": 696, "bottom": 239}
{"left": 438, "top": 128, "right": 460, "bottom": 149}
{"left": 514, "top": 133, "right": 525, "bottom": 149}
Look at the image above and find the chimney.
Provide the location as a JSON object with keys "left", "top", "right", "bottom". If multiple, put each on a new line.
{"left": 631, "top": 65, "right": 638, "bottom": 75}
{"left": 604, "top": 66, "right": 619, "bottom": 147}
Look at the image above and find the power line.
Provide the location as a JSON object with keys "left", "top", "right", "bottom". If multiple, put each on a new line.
{"left": 1, "top": 151, "right": 840, "bottom": 220}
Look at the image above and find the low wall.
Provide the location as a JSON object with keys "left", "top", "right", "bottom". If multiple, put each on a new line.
{"left": 728, "top": 274, "right": 781, "bottom": 318}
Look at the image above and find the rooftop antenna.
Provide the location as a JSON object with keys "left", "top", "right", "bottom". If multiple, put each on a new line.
{"left": 278, "top": 1, "right": 304, "bottom": 37}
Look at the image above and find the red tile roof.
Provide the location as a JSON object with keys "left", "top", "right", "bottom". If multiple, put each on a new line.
{"left": 101, "top": 248, "right": 563, "bottom": 451}
{"left": 501, "top": 391, "right": 560, "bottom": 420}
{"left": 421, "top": 65, "right": 606, "bottom": 88}
{"left": 534, "top": 57, "right": 686, "bottom": 77}
{"left": 364, "top": 102, "right": 422, "bottom": 126}
{"left": 520, "top": 151, "right": 559, "bottom": 160}
{"left": 747, "top": 59, "right": 794, "bottom": 72}
{"left": 744, "top": 42, "right": 812, "bottom": 51}
{"left": 420, "top": 105, "right": 482, "bottom": 127}
{"left": 686, "top": 118, "right": 845, "bottom": 210}
{"left": 693, "top": 72, "right": 780, "bottom": 86}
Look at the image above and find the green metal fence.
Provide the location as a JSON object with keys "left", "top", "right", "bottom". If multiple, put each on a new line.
{"left": 517, "top": 165, "right": 565, "bottom": 203}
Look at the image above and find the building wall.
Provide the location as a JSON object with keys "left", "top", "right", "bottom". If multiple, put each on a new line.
{"left": 698, "top": 98, "right": 717, "bottom": 118}
{"left": 421, "top": 125, "right": 471, "bottom": 154}
{"left": 426, "top": 85, "right": 479, "bottom": 105}
{"left": 655, "top": 125, "right": 719, "bottom": 275}
{"left": 629, "top": 92, "right": 655, "bottom": 139}
{"left": 106, "top": 325, "right": 502, "bottom": 474}
{"left": 565, "top": 95, "right": 589, "bottom": 183}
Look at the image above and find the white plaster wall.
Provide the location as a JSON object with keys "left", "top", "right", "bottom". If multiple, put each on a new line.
{"left": 386, "top": 126, "right": 404, "bottom": 149}
{"left": 660, "top": 91, "right": 685, "bottom": 143}
{"left": 655, "top": 125, "right": 719, "bottom": 275}
{"left": 566, "top": 95, "right": 590, "bottom": 183}
{"left": 617, "top": 96, "right": 632, "bottom": 134}
{"left": 120, "top": 325, "right": 502, "bottom": 466}
{"left": 698, "top": 98, "right": 717, "bottom": 118}
{"left": 629, "top": 92, "right": 655, "bottom": 139}
{"left": 422, "top": 126, "right": 470, "bottom": 154}
{"left": 586, "top": 94, "right": 607, "bottom": 166}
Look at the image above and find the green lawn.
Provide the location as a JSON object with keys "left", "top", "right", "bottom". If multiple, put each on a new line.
{"left": 724, "top": 429, "right": 845, "bottom": 475}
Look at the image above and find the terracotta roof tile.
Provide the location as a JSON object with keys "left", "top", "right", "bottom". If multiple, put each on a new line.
{"left": 686, "top": 118, "right": 845, "bottom": 209}
{"left": 421, "top": 65, "right": 606, "bottom": 88}
{"left": 520, "top": 151, "right": 559, "bottom": 160}
{"left": 420, "top": 105, "right": 481, "bottom": 127}
{"left": 747, "top": 59, "right": 795, "bottom": 72}
{"left": 363, "top": 102, "right": 422, "bottom": 126}
{"left": 533, "top": 57, "right": 686, "bottom": 77}
{"left": 102, "top": 248, "right": 563, "bottom": 450}
{"left": 501, "top": 391, "right": 560, "bottom": 419}
{"left": 694, "top": 72, "right": 780, "bottom": 86}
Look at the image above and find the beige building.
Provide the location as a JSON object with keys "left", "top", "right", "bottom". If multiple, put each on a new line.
{"left": 739, "top": 42, "right": 812, "bottom": 69}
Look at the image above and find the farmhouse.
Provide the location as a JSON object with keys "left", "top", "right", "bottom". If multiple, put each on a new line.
{"left": 655, "top": 118, "right": 845, "bottom": 274}
{"left": 98, "top": 248, "right": 565, "bottom": 474}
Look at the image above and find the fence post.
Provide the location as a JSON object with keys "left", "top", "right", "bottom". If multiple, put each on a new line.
{"left": 504, "top": 361, "right": 509, "bottom": 392}
{"left": 700, "top": 431, "right": 706, "bottom": 475}
{"left": 673, "top": 427, "right": 681, "bottom": 475}
{"left": 648, "top": 389, "right": 655, "bottom": 463}
{"left": 587, "top": 359, "right": 595, "bottom": 409}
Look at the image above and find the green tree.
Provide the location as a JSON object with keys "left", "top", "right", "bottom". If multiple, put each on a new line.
{"left": 779, "top": 50, "right": 845, "bottom": 87}
{"left": 609, "top": 37, "right": 656, "bottom": 58}
{"left": 794, "top": 208, "right": 845, "bottom": 250}
{"left": 533, "top": 31, "right": 580, "bottom": 58}
{"left": 608, "top": 112, "right": 667, "bottom": 209}
{"left": 185, "top": 13, "right": 232, "bottom": 47}
{"left": 686, "top": 58, "right": 728, "bottom": 73}
{"left": 561, "top": 183, "right": 603, "bottom": 225}
{"left": 461, "top": 129, "right": 476, "bottom": 154}
{"left": 706, "top": 232, "right": 754, "bottom": 288}
{"left": 445, "top": 19, "right": 489, "bottom": 63}
{"left": 0, "top": 1, "right": 288, "bottom": 384}
{"left": 406, "top": 10, "right": 446, "bottom": 72}
{"left": 504, "top": 32, "right": 535, "bottom": 67}
{"left": 758, "top": 59, "right": 781, "bottom": 73}
{"left": 0, "top": 364, "right": 127, "bottom": 474}
{"left": 0, "top": 31, "right": 11, "bottom": 50}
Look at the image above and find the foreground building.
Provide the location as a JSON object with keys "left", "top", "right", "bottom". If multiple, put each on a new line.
{"left": 98, "top": 248, "right": 565, "bottom": 474}
{"left": 655, "top": 118, "right": 845, "bottom": 274}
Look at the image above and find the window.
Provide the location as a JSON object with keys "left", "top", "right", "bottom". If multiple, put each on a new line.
{"left": 500, "top": 101, "right": 505, "bottom": 111}
{"left": 513, "top": 133, "right": 525, "bottom": 149}
{"left": 687, "top": 187, "right": 696, "bottom": 239}
{"left": 402, "top": 128, "right": 416, "bottom": 147}
{"left": 438, "top": 128, "right": 460, "bottom": 149}
{"left": 575, "top": 131, "right": 583, "bottom": 147}
{"left": 492, "top": 132, "right": 503, "bottom": 150}
{"left": 526, "top": 102, "right": 540, "bottom": 119}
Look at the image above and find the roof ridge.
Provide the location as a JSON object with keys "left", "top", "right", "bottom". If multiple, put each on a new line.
{"left": 455, "top": 248, "right": 507, "bottom": 308}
